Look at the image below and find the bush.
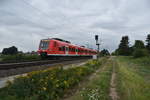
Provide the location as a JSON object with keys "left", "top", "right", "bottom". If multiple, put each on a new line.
{"left": 133, "top": 49, "right": 149, "bottom": 58}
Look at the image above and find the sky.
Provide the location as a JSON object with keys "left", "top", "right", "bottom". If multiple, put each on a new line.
{"left": 0, "top": 0, "right": 150, "bottom": 52}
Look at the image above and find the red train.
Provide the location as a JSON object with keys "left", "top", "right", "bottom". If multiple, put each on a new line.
{"left": 38, "top": 38, "right": 97, "bottom": 58}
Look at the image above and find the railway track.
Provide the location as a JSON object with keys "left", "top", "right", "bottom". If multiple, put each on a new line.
{"left": 0, "top": 58, "right": 89, "bottom": 70}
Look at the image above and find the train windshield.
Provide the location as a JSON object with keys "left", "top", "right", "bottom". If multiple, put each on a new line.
{"left": 39, "top": 40, "right": 49, "bottom": 50}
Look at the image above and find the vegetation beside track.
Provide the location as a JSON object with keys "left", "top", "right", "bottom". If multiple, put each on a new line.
{"left": 0, "top": 54, "right": 41, "bottom": 62}
{"left": 68, "top": 57, "right": 113, "bottom": 100}
{"left": 0, "top": 57, "right": 108, "bottom": 100}
{"left": 1, "top": 56, "right": 149, "bottom": 100}
{"left": 116, "top": 56, "right": 150, "bottom": 100}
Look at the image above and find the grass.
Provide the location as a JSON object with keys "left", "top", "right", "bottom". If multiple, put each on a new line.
{"left": 68, "top": 57, "right": 113, "bottom": 100}
{"left": 117, "top": 56, "right": 150, "bottom": 80}
{"left": 0, "top": 57, "right": 108, "bottom": 100}
{"left": 116, "top": 56, "right": 150, "bottom": 100}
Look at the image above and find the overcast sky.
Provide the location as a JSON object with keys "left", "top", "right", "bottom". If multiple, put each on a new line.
{"left": 0, "top": 0, "right": 150, "bottom": 52}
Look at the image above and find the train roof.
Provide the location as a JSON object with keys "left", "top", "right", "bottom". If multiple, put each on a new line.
{"left": 41, "top": 38, "right": 70, "bottom": 43}
{"left": 52, "top": 38, "right": 71, "bottom": 43}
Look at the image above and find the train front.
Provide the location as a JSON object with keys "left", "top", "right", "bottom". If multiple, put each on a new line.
{"left": 38, "top": 39, "right": 50, "bottom": 58}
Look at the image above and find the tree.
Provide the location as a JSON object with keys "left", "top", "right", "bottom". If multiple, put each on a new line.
{"left": 133, "top": 49, "right": 149, "bottom": 58}
{"left": 132, "top": 40, "right": 148, "bottom": 58}
{"left": 117, "top": 36, "right": 131, "bottom": 56}
{"left": 100, "top": 49, "right": 110, "bottom": 56}
{"left": 2, "top": 46, "right": 18, "bottom": 55}
{"left": 146, "top": 34, "right": 150, "bottom": 53}
{"left": 133, "top": 40, "right": 145, "bottom": 49}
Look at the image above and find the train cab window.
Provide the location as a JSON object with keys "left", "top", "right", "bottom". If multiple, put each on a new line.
{"left": 39, "top": 40, "right": 49, "bottom": 50}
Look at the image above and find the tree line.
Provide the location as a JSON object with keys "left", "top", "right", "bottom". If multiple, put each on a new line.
{"left": 113, "top": 34, "right": 150, "bottom": 58}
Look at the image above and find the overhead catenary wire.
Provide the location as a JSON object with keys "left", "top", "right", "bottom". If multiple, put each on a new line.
{"left": 21, "top": 0, "right": 67, "bottom": 35}
{"left": 22, "top": 0, "right": 53, "bottom": 20}
{"left": 4, "top": 0, "right": 64, "bottom": 36}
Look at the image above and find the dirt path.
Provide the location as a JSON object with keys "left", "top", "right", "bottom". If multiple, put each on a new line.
{"left": 109, "top": 59, "right": 119, "bottom": 100}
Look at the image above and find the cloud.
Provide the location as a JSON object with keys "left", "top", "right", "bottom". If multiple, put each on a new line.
{"left": 0, "top": 0, "right": 150, "bottom": 52}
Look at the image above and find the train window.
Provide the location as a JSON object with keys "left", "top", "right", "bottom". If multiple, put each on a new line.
{"left": 72, "top": 48, "right": 74, "bottom": 52}
{"left": 62, "top": 46, "right": 65, "bottom": 51}
{"left": 54, "top": 42, "right": 57, "bottom": 47}
{"left": 69, "top": 47, "right": 72, "bottom": 52}
{"left": 59, "top": 47, "right": 62, "bottom": 51}
{"left": 66, "top": 47, "right": 69, "bottom": 51}
{"left": 59, "top": 46, "right": 66, "bottom": 51}
{"left": 78, "top": 49, "right": 80, "bottom": 53}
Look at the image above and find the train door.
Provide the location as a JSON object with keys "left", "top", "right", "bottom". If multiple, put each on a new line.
{"left": 65, "top": 46, "right": 69, "bottom": 55}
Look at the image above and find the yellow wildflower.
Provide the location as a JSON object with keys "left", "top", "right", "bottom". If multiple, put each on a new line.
{"left": 43, "top": 87, "right": 46, "bottom": 91}
{"left": 56, "top": 84, "right": 59, "bottom": 87}
{"left": 64, "top": 80, "right": 67, "bottom": 85}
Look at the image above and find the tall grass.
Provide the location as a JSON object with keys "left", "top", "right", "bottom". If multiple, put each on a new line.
{"left": 116, "top": 57, "right": 150, "bottom": 100}
{"left": 117, "top": 56, "right": 150, "bottom": 79}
